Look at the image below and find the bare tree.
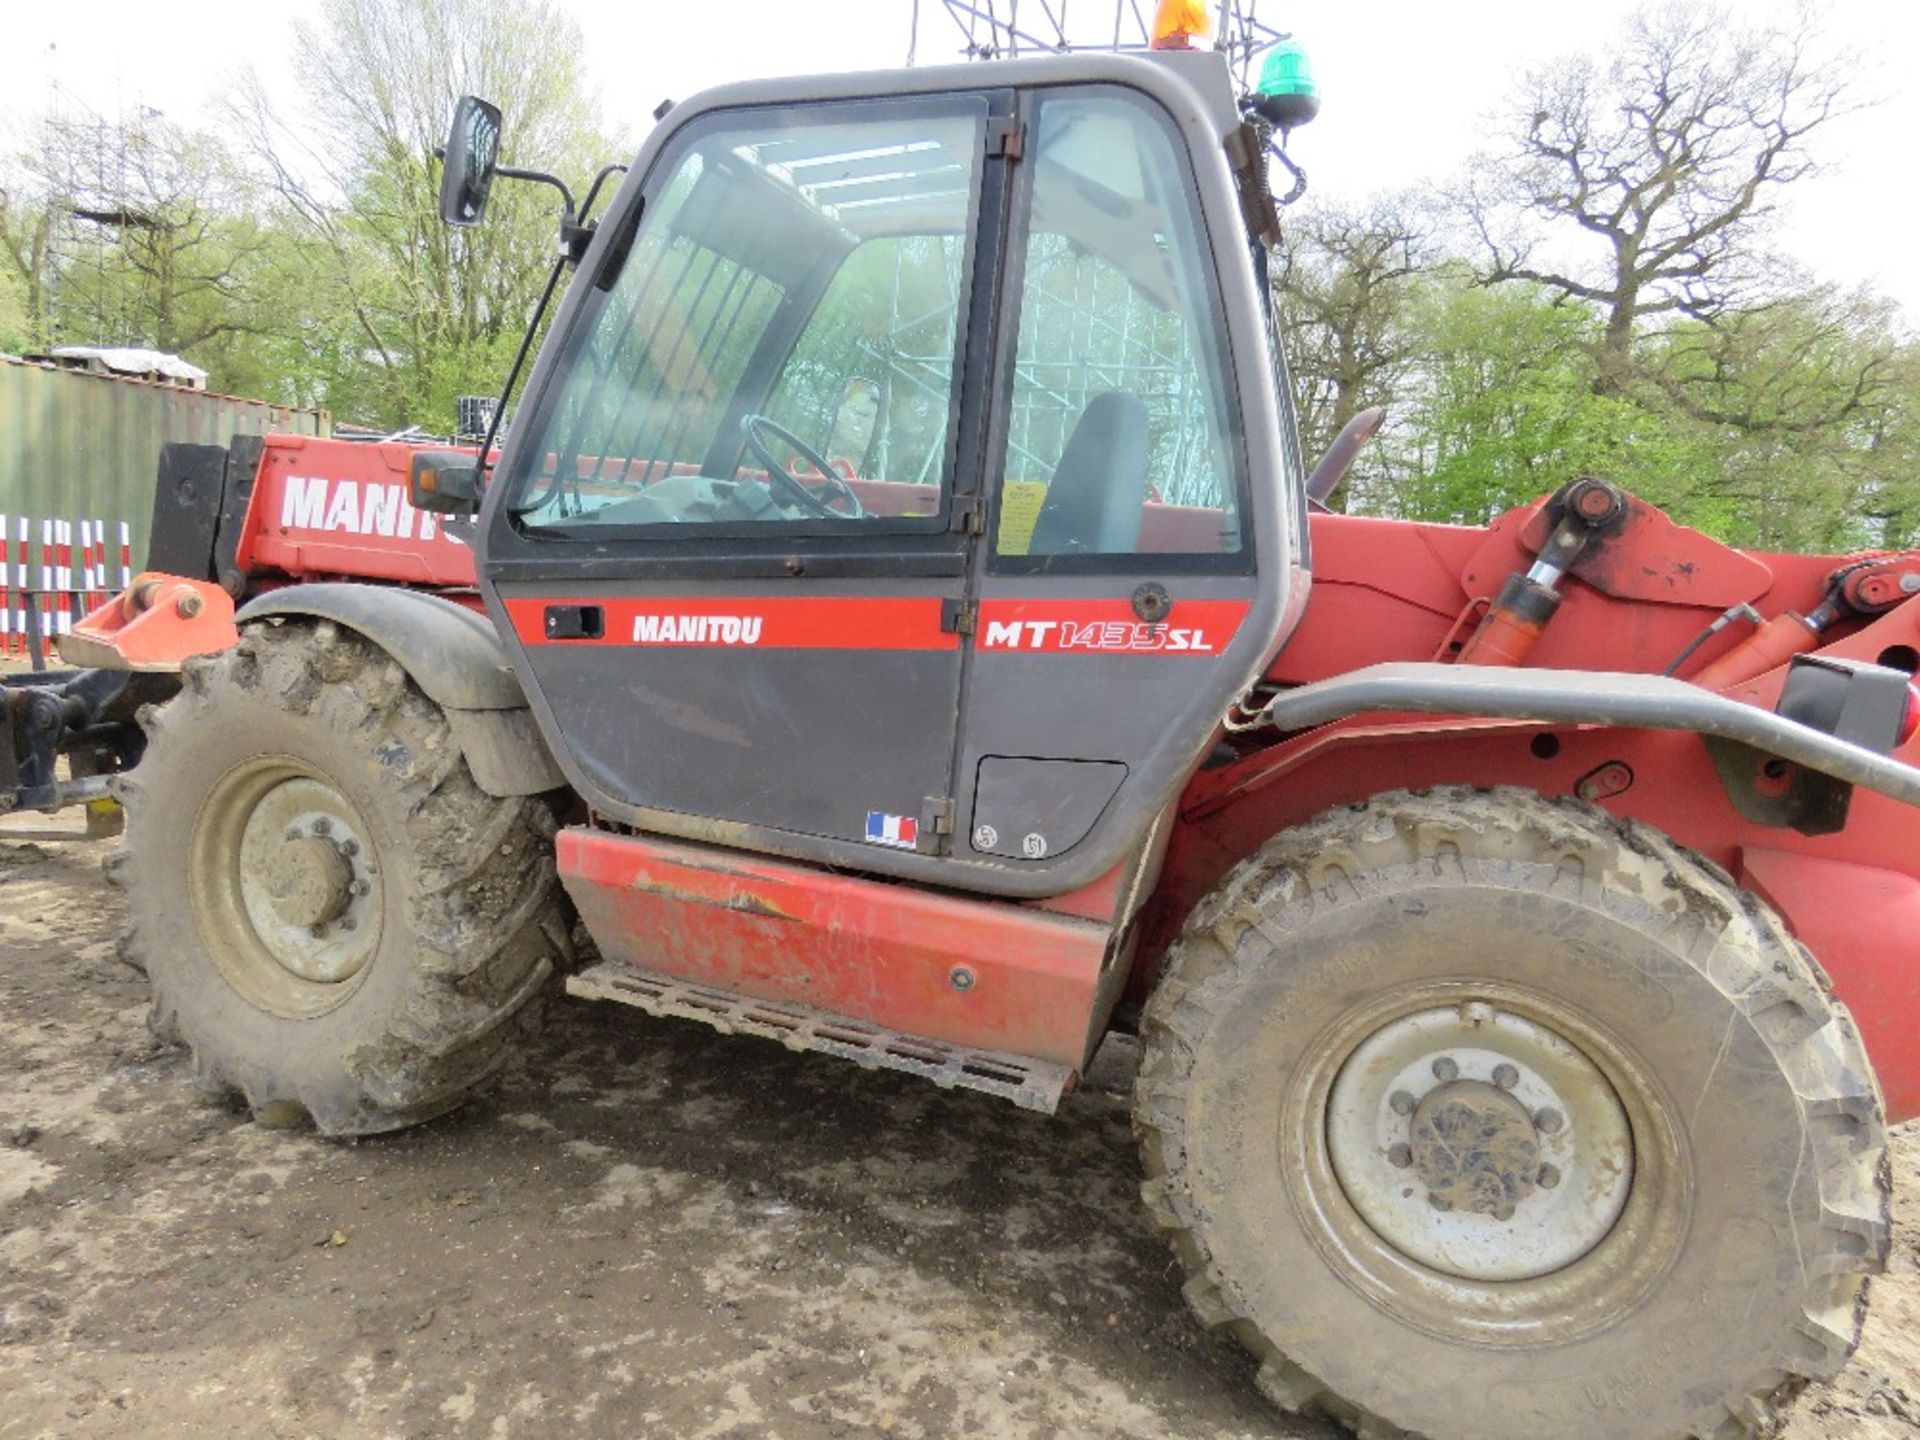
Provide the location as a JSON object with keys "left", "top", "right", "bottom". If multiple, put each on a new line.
{"left": 1467, "top": 3, "right": 1853, "bottom": 391}
{"left": 1277, "top": 195, "right": 1433, "bottom": 508}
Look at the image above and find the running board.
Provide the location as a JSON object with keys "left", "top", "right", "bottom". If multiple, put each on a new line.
{"left": 565, "top": 962, "right": 1074, "bottom": 1113}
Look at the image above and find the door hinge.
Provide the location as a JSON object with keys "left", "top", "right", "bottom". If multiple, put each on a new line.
{"left": 919, "top": 796, "right": 955, "bottom": 854}
{"left": 940, "top": 597, "right": 976, "bottom": 635}
{"left": 985, "top": 120, "right": 1024, "bottom": 161}
{"left": 949, "top": 493, "right": 985, "bottom": 535}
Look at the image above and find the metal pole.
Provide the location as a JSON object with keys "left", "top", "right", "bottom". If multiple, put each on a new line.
{"left": 23, "top": 592, "right": 45, "bottom": 672}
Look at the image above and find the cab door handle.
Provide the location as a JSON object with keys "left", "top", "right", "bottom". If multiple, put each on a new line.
{"left": 543, "top": 604, "right": 604, "bottom": 640}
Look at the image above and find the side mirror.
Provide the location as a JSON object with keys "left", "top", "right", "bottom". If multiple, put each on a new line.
{"left": 409, "top": 451, "right": 481, "bottom": 514}
{"left": 439, "top": 95, "right": 503, "bottom": 227}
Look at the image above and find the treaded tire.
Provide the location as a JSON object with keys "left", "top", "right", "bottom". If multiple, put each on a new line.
{"left": 115, "top": 620, "right": 571, "bottom": 1136}
{"left": 1135, "top": 786, "right": 1890, "bottom": 1440}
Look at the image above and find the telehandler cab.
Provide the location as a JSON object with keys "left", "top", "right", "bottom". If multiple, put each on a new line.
{"left": 96, "top": 25, "right": 1920, "bottom": 1440}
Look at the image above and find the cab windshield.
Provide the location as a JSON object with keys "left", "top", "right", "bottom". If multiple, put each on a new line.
{"left": 499, "top": 87, "right": 1248, "bottom": 559}
{"left": 502, "top": 100, "right": 986, "bottom": 532}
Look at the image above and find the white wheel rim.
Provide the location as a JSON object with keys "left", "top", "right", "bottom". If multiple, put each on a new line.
{"left": 1325, "top": 1000, "right": 1634, "bottom": 1282}
{"left": 191, "top": 756, "right": 384, "bottom": 1018}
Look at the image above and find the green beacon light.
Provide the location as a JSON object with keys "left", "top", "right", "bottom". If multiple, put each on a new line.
{"left": 1253, "top": 39, "right": 1320, "bottom": 132}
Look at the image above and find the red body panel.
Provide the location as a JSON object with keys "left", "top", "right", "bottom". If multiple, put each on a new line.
{"left": 556, "top": 827, "right": 1115, "bottom": 1068}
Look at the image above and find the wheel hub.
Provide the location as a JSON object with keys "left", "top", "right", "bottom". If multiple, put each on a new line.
{"left": 1409, "top": 1081, "right": 1540, "bottom": 1219}
{"left": 1325, "top": 1000, "right": 1633, "bottom": 1282}
{"left": 198, "top": 768, "right": 383, "bottom": 1001}
{"left": 261, "top": 835, "right": 354, "bottom": 930}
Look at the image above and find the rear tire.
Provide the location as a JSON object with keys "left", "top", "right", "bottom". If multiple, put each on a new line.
{"left": 117, "top": 620, "right": 571, "bottom": 1135}
{"left": 1136, "top": 786, "right": 1889, "bottom": 1440}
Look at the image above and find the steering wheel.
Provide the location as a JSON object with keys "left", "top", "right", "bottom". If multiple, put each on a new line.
{"left": 739, "top": 414, "right": 865, "bottom": 520}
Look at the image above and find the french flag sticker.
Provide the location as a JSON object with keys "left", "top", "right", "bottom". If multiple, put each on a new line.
{"left": 865, "top": 811, "right": 919, "bottom": 849}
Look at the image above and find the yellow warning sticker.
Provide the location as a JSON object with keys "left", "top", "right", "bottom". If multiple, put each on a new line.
{"left": 995, "top": 480, "right": 1049, "bottom": 555}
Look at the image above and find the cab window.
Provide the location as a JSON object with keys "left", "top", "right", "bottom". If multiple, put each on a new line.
{"left": 991, "top": 90, "right": 1246, "bottom": 566}
{"left": 502, "top": 100, "right": 985, "bottom": 533}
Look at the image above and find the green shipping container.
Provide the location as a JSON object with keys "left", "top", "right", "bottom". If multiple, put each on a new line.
{"left": 0, "top": 358, "right": 328, "bottom": 649}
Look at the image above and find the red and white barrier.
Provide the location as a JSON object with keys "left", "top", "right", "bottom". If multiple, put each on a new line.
{"left": 0, "top": 513, "right": 138, "bottom": 659}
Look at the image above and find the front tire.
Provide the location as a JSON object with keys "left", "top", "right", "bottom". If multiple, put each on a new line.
{"left": 1136, "top": 787, "right": 1889, "bottom": 1440}
{"left": 117, "top": 620, "right": 571, "bottom": 1135}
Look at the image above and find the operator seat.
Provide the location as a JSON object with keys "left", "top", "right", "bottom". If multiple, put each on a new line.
{"left": 1028, "top": 390, "right": 1150, "bottom": 555}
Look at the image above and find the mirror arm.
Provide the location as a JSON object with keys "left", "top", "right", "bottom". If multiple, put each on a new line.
{"left": 555, "top": 164, "right": 633, "bottom": 266}
{"left": 579, "top": 163, "right": 629, "bottom": 222}
{"left": 474, "top": 254, "right": 571, "bottom": 490}
{"left": 492, "top": 163, "right": 577, "bottom": 222}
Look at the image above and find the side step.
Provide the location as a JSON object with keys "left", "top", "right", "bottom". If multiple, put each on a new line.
{"left": 565, "top": 962, "right": 1073, "bottom": 1113}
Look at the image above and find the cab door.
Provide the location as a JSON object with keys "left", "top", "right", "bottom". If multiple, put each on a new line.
{"left": 951, "top": 85, "right": 1295, "bottom": 886}
{"left": 482, "top": 92, "right": 1008, "bottom": 858}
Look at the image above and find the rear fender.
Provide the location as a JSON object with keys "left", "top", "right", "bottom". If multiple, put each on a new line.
{"left": 237, "top": 584, "right": 566, "bottom": 798}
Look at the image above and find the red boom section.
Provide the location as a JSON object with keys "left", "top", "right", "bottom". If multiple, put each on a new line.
{"left": 234, "top": 435, "right": 479, "bottom": 589}
{"left": 557, "top": 827, "right": 1116, "bottom": 1069}
{"left": 1148, "top": 507, "right": 1920, "bottom": 1121}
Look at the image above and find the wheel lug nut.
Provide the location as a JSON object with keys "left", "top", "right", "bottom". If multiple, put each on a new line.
{"left": 349, "top": 879, "right": 370, "bottom": 897}
{"left": 312, "top": 817, "right": 332, "bottom": 836}
{"left": 1428, "top": 1193, "right": 1452, "bottom": 1212}
{"left": 340, "top": 917, "right": 356, "bottom": 931}
{"left": 311, "top": 923, "right": 329, "bottom": 939}
{"left": 1389, "top": 1090, "right": 1416, "bottom": 1116}
{"left": 1534, "top": 1107, "right": 1565, "bottom": 1134}
{"left": 1492, "top": 1063, "right": 1519, "bottom": 1090}
{"left": 1538, "top": 1163, "right": 1561, "bottom": 1189}
{"left": 1387, "top": 1143, "right": 1412, "bottom": 1169}
{"left": 1431, "top": 1057, "right": 1459, "bottom": 1082}
{"left": 285, "top": 827, "right": 302, "bottom": 842}
{"left": 340, "top": 839, "right": 359, "bottom": 857}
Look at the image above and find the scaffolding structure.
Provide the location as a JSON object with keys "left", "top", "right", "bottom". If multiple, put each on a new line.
{"left": 891, "top": 2, "right": 1280, "bottom": 510}
{"left": 28, "top": 82, "right": 168, "bottom": 351}
{"left": 908, "top": 1, "right": 1287, "bottom": 91}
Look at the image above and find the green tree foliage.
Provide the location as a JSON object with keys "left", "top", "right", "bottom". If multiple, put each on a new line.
{"left": 1467, "top": 2, "right": 1849, "bottom": 384}
{"left": 0, "top": 111, "right": 289, "bottom": 388}
{"left": 231, "top": 0, "right": 618, "bottom": 429}
{"left": 0, "top": 0, "right": 1909, "bottom": 554}
{"left": 0, "top": 0, "right": 615, "bottom": 424}
{"left": 0, "top": 180, "right": 51, "bottom": 353}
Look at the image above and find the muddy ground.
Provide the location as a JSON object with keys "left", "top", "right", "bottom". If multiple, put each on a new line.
{"left": 0, "top": 813, "right": 1914, "bottom": 1440}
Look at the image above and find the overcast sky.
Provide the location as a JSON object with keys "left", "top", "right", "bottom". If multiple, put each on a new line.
{"left": 2, "top": 0, "right": 1913, "bottom": 312}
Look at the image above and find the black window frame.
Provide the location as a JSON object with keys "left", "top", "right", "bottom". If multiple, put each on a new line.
{"left": 1254, "top": 242, "right": 1311, "bottom": 572}
{"left": 490, "top": 92, "right": 996, "bottom": 552}
{"left": 982, "top": 83, "right": 1257, "bottom": 579}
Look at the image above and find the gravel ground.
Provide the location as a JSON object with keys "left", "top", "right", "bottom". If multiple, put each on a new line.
{"left": 0, "top": 813, "right": 1914, "bottom": 1440}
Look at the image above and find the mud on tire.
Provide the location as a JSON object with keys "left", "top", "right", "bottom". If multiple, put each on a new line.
{"left": 1135, "top": 786, "right": 1890, "bottom": 1440}
{"left": 115, "top": 620, "right": 572, "bottom": 1136}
